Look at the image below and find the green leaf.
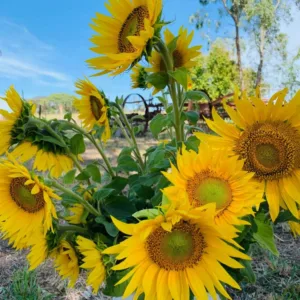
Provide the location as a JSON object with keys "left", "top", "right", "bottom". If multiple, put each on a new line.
{"left": 147, "top": 72, "right": 169, "bottom": 90}
{"left": 70, "top": 134, "right": 85, "bottom": 155}
{"left": 93, "top": 188, "right": 115, "bottom": 201}
{"left": 85, "top": 164, "right": 101, "bottom": 183}
{"left": 274, "top": 210, "right": 300, "bottom": 224}
{"left": 104, "top": 177, "right": 128, "bottom": 194}
{"left": 63, "top": 169, "right": 76, "bottom": 184}
{"left": 240, "top": 260, "right": 256, "bottom": 283}
{"left": 133, "top": 209, "right": 160, "bottom": 219}
{"left": 185, "top": 90, "right": 211, "bottom": 101}
{"left": 103, "top": 270, "right": 130, "bottom": 297}
{"left": 185, "top": 135, "right": 200, "bottom": 152}
{"left": 167, "top": 36, "right": 179, "bottom": 53}
{"left": 95, "top": 216, "right": 119, "bottom": 237}
{"left": 253, "top": 218, "right": 279, "bottom": 256}
{"left": 157, "top": 96, "right": 168, "bottom": 107}
{"left": 102, "top": 196, "right": 136, "bottom": 218}
{"left": 75, "top": 170, "right": 91, "bottom": 181}
{"left": 117, "top": 155, "right": 139, "bottom": 172}
{"left": 150, "top": 114, "right": 171, "bottom": 139}
{"left": 64, "top": 112, "right": 72, "bottom": 121}
{"left": 37, "top": 135, "right": 66, "bottom": 148}
{"left": 168, "top": 67, "right": 188, "bottom": 90}
{"left": 184, "top": 111, "right": 199, "bottom": 125}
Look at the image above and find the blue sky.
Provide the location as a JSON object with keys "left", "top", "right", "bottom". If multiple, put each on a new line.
{"left": 1, "top": 0, "right": 299, "bottom": 109}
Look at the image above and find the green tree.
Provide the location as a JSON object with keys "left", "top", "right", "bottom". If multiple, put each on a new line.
{"left": 191, "top": 0, "right": 250, "bottom": 89}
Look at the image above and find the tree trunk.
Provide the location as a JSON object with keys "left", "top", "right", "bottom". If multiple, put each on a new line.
{"left": 235, "top": 20, "right": 244, "bottom": 89}
{"left": 256, "top": 27, "right": 266, "bottom": 88}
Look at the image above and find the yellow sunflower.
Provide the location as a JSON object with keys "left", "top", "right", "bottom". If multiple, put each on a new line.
{"left": 74, "top": 78, "right": 111, "bottom": 142}
{"left": 53, "top": 240, "right": 79, "bottom": 288}
{"left": 87, "top": 0, "right": 162, "bottom": 76}
{"left": 130, "top": 64, "right": 150, "bottom": 89}
{"left": 0, "top": 154, "right": 60, "bottom": 248}
{"left": 77, "top": 236, "right": 106, "bottom": 294}
{"left": 65, "top": 204, "right": 86, "bottom": 224}
{"left": 27, "top": 228, "right": 48, "bottom": 270}
{"left": 162, "top": 144, "right": 263, "bottom": 226}
{"left": 103, "top": 206, "right": 249, "bottom": 300}
{"left": 147, "top": 27, "right": 201, "bottom": 73}
{"left": 195, "top": 89, "right": 300, "bottom": 222}
{"left": 288, "top": 210, "right": 300, "bottom": 237}
{"left": 0, "top": 86, "right": 24, "bottom": 155}
{"left": 11, "top": 142, "right": 74, "bottom": 178}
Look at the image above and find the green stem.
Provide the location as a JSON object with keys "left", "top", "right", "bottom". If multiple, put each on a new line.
{"left": 58, "top": 225, "right": 88, "bottom": 234}
{"left": 155, "top": 40, "right": 182, "bottom": 143}
{"left": 58, "top": 121, "right": 115, "bottom": 178}
{"left": 51, "top": 180, "right": 101, "bottom": 216}
{"left": 115, "top": 104, "right": 145, "bottom": 172}
{"left": 177, "top": 83, "right": 185, "bottom": 142}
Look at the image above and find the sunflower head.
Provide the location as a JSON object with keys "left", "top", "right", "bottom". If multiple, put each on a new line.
{"left": 0, "top": 154, "right": 60, "bottom": 248}
{"left": 103, "top": 206, "right": 249, "bottom": 300}
{"left": 87, "top": 0, "right": 163, "bottom": 76}
{"left": 147, "top": 27, "right": 201, "bottom": 73}
{"left": 74, "top": 78, "right": 111, "bottom": 142}
{"left": 195, "top": 88, "right": 300, "bottom": 221}
{"left": 65, "top": 204, "right": 86, "bottom": 224}
{"left": 162, "top": 144, "right": 263, "bottom": 226}
{"left": 76, "top": 236, "right": 106, "bottom": 294}
{"left": 0, "top": 86, "right": 34, "bottom": 155}
{"left": 11, "top": 141, "right": 74, "bottom": 178}
{"left": 131, "top": 64, "right": 150, "bottom": 89}
{"left": 53, "top": 240, "right": 79, "bottom": 288}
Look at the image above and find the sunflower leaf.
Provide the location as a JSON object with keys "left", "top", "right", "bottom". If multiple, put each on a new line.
{"left": 184, "top": 111, "right": 199, "bottom": 125}
{"left": 168, "top": 67, "right": 188, "bottom": 90}
{"left": 150, "top": 114, "right": 171, "bottom": 138}
{"left": 185, "top": 90, "right": 211, "bottom": 101}
{"left": 70, "top": 134, "right": 86, "bottom": 155}
{"left": 63, "top": 169, "right": 76, "bottom": 185}
{"left": 147, "top": 72, "right": 169, "bottom": 90}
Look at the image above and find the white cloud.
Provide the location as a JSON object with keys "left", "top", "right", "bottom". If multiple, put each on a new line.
{"left": 0, "top": 18, "right": 71, "bottom": 87}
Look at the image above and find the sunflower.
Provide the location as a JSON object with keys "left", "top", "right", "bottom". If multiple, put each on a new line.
{"left": 65, "top": 204, "right": 86, "bottom": 224}
{"left": 73, "top": 78, "right": 111, "bottom": 142}
{"left": 195, "top": 89, "right": 300, "bottom": 222}
{"left": 87, "top": 0, "right": 162, "bottom": 76}
{"left": 0, "top": 86, "right": 32, "bottom": 155}
{"left": 53, "top": 240, "right": 79, "bottom": 288}
{"left": 0, "top": 154, "right": 60, "bottom": 248}
{"left": 147, "top": 27, "right": 201, "bottom": 73}
{"left": 130, "top": 64, "right": 150, "bottom": 89}
{"left": 162, "top": 144, "right": 263, "bottom": 226}
{"left": 11, "top": 141, "right": 74, "bottom": 178}
{"left": 103, "top": 206, "right": 249, "bottom": 300}
{"left": 77, "top": 236, "right": 106, "bottom": 294}
{"left": 27, "top": 228, "right": 48, "bottom": 270}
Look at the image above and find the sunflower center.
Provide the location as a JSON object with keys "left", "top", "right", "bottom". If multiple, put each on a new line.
{"left": 173, "top": 50, "right": 183, "bottom": 69}
{"left": 89, "top": 95, "right": 103, "bottom": 121}
{"left": 10, "top": 177, "right": 45, "bottom": 213}
{"left": 186, "top": 171, "right": 232, "bottom": 209}
{"left": 146, "top": 221, "right": 205, "bottom": 270}
{"left": 118, "top": 6, "right": 149, "bottom": 53}
{"left": 236, "top": 122, "right": 300, "bottom": 180}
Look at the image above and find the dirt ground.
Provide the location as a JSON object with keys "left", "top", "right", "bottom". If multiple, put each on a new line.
{"left": 0, "top": 137, "right": 300, "bottom": 299}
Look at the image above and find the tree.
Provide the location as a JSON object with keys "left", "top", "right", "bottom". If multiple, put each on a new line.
{"left": 191, "top": 0, "right": 250, "bottom": 89}
{"left": 245, "top": 0, "right": 290, "bottom": 87}
{"left": 190, "top": 40, "right": 257, "bottom": 100}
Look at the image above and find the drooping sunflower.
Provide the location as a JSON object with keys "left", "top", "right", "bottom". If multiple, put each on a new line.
{"left": 130, "top": 64, "right": 150, "bottom": 89}
{"left": 0, "top": 154, "right": 60, "bottom": 248}
{"left": 103, "top": 206, "right": 249, "bottom": 300}
{"left": 147, "top": 27, "right": 201, "bottom": 73}
{"left": 65, "top": 204, "right": 86, "bottom": 224}
{"left": 162, "top": 144, "right": 263, "bottom": 226}
{"left": 77, "top": 236, "right": 106, "bottom": 294}
{"left": 11, "top": 141, "right": 74, "bottom": 178}
{"left": 27, "top": 228, "right": 49, "bottom": 270}
{"left": 73, "top": 78, "right": 111, "bottom": 142}
{"left": 0, "top": 86, "right": 33, "bottom": 155}
{"left": 87, "top": 0, "right": 162, "bottom": 76}
{"left": 53, "top": 240, "right": 79, "bottom": 288}
{"left": 195, "top": 89, "right": 300, "bottom": 222}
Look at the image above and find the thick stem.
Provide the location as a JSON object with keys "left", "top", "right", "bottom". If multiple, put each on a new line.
{"left": 51, "top": 180, "right": 101, "bottom": 216}
{"left": 58, "top": 225, "right": 88, "bottom": 234}
{"left": 256, "top": 27, "right": 266, "bottom": 88}
{"left": 234, "top": 19, "right": 244, "bottom": 90}
{"left": 155, "top": 40, "right": 182, "bottom": 143}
